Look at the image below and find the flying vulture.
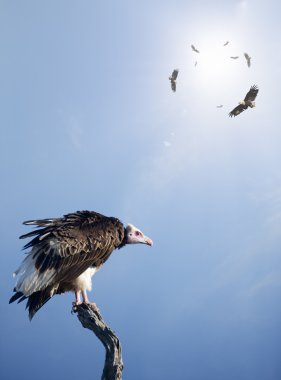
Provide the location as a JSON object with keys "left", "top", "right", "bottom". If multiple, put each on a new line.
{"left": 223, "top": 41, "right": 229, "bottom": 46}
{"left": 230, "top": 56, "right": 239, "bottom": 59}
{"left": 9, "top": 210, "right": 153, "bottom": 320}
{"left": 194, "top": 61, "right": 198, "bottom": 67}
{"left": 191, "top": 44, "right": 200, "bottom": 53}
{"left": 217, "top": 105, "right": 223, "bottom": 108}
{"left": 229, "top": 85, "right": 259, "bottom": 117}
{"left": 169, "top": 69, "right": 179, "bottom": 92}
{"left": 244, "top": 52, "right": 251, "bottom": 67}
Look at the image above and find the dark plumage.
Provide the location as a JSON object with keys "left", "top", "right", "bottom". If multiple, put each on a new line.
{"left": 10, "top": 211, "right": 153, "bottom": 319}
{"left": 229, "top": 85, "right": 259, "bottom": 117}
{"left": 244, "top": 52, "right": 251, "bottom": 67}
{"left": 223, "top": 41, "right": 229, "bottom": 46}
{"left": 169, "top": 69, "right": 179, "bottom": 92}
{"left": 191, "top": 44, "right": 200, "bottom": 53}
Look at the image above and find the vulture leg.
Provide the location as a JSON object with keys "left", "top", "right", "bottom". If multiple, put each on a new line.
{"left": 75, "top": 290, "right": 82, "bottom": 304}
{"left": 82, "top": 289, "right": 99, "bottom": 311}
{"left": 81, "top": 289, "right": 89, "bottom": 303}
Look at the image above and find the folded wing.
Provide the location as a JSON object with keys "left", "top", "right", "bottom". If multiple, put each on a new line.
{"left": 10, "top": 211, "right": 125, "bottom": 318}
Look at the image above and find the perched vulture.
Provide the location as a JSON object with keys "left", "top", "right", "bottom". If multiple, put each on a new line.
{"left": 229, "top": 85, "right": 259, "bottom": 117}
{"left": 191, "top": 44, "right": 200, "bottom": 53}
{"left": 244, "top": 52, "right": 251, "bottom": 67}
{"left": 169, "top": 69, "right": 179, "bottom": 92}
{"left": 223, "top": 41, "right": 229, "bottom": 46}
{"left": 9, "top": 210, "right": 153, "bottom": 320}
{"left": 230, "top": 56, "right": 239, "bottom": 59}
{"left": 217, "top": 105, "right": 223, "bottom": 108}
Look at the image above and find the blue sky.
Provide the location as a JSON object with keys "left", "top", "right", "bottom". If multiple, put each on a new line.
{"left": 1, "top": 1, "right": 281, "bottom": 379}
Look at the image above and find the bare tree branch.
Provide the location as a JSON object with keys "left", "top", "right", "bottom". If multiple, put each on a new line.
{"left": 73, "top": 303, "right": 123, "bottom": 380}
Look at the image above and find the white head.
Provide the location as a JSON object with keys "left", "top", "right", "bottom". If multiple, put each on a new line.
{"left": 239, "top": 100, "right": 246, "bottom": 105}
{"left": 125, "top": 224, "right": 153, "bottom": 246}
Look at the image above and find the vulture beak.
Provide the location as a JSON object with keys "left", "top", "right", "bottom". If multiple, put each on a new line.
{"left": 144, "top": 236, "right": 153, "bottom": 246}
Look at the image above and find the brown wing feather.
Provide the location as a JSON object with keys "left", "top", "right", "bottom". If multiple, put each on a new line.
{"left": 244, "top": 85, "right": 258, "bottom": 102}
{"left": 171, "top": 69, "right": 179, "bottom": 80}
{"left": 11, "top": 211, "right": 125, "bottom": 319}
{"left": 229, "top": 104, "right": 247, "bottom": 117}
{"left": 20, "top": 211, "right": 125, "bottom": 284}
{"left": 171, "top": 80, "right": 176, "bottom": 92}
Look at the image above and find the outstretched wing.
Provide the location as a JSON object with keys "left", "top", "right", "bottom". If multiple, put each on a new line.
{"left": 230, "top": 56, "right": 239, "bottom": 59}
{"left": 229, "top": 104, "right": 247, "bottom": 117}
{"left": 191, "top": 44, "right": 199, "bottom": 53}
{"left": 244, "top": 53, "right": 251, "bottom": 67}
{"left": 171, "top": 69, "right": 179, "bottom": 80}
{"left": 244, "top": 85, "right": 258, "bottom": 102}
{"left": 171, "top": 80, "right": 176, "bottom": 92}
{"left": 14, "top": 211, "right": 125, "bottom": 296}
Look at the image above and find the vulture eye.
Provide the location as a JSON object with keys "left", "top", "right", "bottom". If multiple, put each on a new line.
{"left": 135, "top": 231, "right": 141, "bottom": 236}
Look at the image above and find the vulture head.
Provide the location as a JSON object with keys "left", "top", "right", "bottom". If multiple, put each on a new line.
{"left": 125, "top": 224, "right": 153, "bottom": 246}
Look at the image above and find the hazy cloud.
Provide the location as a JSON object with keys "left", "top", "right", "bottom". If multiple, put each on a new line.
{"left": 163, "top": 140, "right": 171, "bottom": 147}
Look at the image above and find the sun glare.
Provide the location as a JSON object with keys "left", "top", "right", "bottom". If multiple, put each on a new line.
{"left": 183, "top": 28, "right": 254, "bottom": 104}
{"left": 193, "top": 40, "right": 241, "bottom": 87}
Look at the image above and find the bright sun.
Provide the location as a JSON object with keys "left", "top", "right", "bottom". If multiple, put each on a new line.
{"left": 193, "top": 41, "right": 240, "bottom": 86}
{"left": 185, "top": 31, "right": 252, "bottom": 104}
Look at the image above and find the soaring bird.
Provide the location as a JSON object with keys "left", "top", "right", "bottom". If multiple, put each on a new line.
{"left": 191, "top": 44, "right": 200, "bottom": 53}
{"left": 223, "top": 41, "right": 229, "bottom": 46}
{"left": 9, "top": 210, "right": 153, "bottom": 320}
{"left": 169, "top": 69, "right": 179, "bottom": 92}
{"left": 229, "top": 85, "right": 259, "bottom": 117}
{"left": 244, "top": 52, "right": 251, "bottom": 67}
{"left": 230, "top": 56, "right": 239, "bottom": 59}
{"left": 216, "top": 105, "right": 223, "bottom": 108}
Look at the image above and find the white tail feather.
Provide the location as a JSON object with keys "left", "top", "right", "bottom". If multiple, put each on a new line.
{"left": 14, "top": 251, "right": 56, "bottom": 296}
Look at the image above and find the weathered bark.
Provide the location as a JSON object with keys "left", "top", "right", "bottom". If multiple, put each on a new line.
{"left": 73, "top": 303, "right": 123, "bottom": 380}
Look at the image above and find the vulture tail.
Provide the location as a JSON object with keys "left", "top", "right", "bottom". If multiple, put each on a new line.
{"left": 9, "top": 289, "right": 52, "bottom": 320}
{"left": 9, "top": 291, "right": 26, "bottom": 304}
{"left": 26, "top": 289, "right": 53, "bottom": 320}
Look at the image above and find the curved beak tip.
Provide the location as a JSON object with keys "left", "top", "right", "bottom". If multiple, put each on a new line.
{"left": 145, "top": 238, "right": 153, "bottom": 247}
